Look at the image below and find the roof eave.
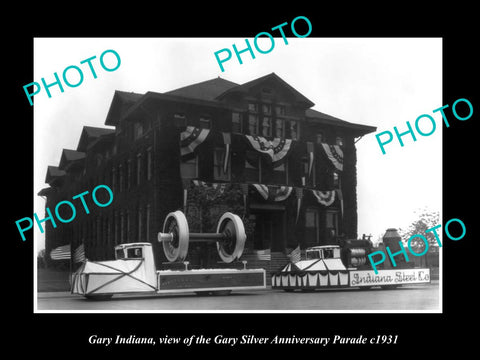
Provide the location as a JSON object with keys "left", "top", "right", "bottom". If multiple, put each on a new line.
{"left": 120, "top": 92, "right": 231, "bottom": 122}
{"left": 306, "top": 116, "right": 377, "bottom": 136}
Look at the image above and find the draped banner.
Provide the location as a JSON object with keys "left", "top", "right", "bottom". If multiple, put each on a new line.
{"left": 180, "top": 126, "right": 210, "bottom": 157}
{"left": 253, "top": 184, "right": 269, "bottom": 200}
{"left": 306, "top": 142, "right": 314, "bottom": 177}
{"left": 245, "top": 135, "right": 293, "bottom": 164}
{"left": 311, "top": 190, "right": 336, "bottom": 206}
{"left": 321, "top": 143, "right": 343, "bottom": 171}
{"left": 182, "top": 179, "right": 191, "bottom": 210}
{"left": 222, "top": 132, "right": 231, "bottom": 174}
{"left": 294, "top": 187, "right": 303, "bottom": 224}
{"left": 253, "top": 184, "right": 293, "bottom": 202}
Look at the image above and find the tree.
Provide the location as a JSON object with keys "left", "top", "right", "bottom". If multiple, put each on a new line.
{"left": 398, "top": 208, "right": 440, "bottom": 252}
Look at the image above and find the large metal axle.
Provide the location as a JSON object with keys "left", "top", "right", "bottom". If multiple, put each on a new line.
{"left": 157, "top": 211, "right": 246, "bottom": 263}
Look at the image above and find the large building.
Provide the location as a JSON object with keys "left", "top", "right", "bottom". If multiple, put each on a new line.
{"left": 39, "top": 73, "right": 376, "bottom": 273}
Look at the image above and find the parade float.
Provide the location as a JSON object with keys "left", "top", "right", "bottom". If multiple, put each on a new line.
{"left": 71, "top": 211, "right": 266, "bottom": 299}
{"left": 271, "top": 228, "right": 431, "bottom": 291}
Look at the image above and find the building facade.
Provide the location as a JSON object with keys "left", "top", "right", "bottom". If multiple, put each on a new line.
{"left": 39, "top": 73, "right": 376, "bottom": 271}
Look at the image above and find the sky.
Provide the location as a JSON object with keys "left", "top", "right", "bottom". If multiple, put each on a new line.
{"left": 33, "top": 37, "right": 442, "bottom": 251}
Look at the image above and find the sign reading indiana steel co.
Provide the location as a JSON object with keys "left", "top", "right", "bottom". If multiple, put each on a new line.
{"left": 350, "top": 269, "right": 430, "bottom": 287}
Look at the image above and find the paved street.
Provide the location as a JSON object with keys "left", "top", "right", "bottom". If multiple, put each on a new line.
{"left": 36, "top": 281, "right": 439, "bottom": 311}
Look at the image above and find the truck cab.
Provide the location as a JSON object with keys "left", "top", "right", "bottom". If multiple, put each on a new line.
{"left": 115, "top": 242, "right": 149, "bottom": 260}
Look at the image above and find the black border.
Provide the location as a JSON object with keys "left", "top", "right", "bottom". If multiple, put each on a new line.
{"left": 8, "top": 6, "right": 478, "bottom": 356}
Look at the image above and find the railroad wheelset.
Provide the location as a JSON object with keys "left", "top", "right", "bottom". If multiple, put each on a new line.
{"left": 158, "top": 211, "right": 246, "bottom": 263}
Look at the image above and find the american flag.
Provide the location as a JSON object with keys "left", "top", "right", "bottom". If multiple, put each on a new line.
{"left": 288, "top": 246, "right": 302, "bottom": 263}
{"left": 254, "top": 249, "right": 271, "bottom": 261}
{"left": 73, "top": 244, "right": 85, "bottom": 263}
{"left": 50, "top": 244, "right": 71, "bottom": 260}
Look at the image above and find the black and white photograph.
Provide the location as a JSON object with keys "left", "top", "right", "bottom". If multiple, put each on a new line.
{"left": 33, "top": 37, "right": 442, "bottom": 312}
{"left": 9, "top": 8, "right": 478, "bottom": 357}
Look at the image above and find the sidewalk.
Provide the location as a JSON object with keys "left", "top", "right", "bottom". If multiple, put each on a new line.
{"left": 37, "top": 268, "right": 70, "bottom": 292}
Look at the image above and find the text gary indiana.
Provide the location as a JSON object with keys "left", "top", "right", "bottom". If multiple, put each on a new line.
{"left": 115, "top": 335, "right": 156, "bottom": 345}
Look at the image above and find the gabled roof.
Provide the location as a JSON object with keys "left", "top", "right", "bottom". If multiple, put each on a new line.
{"left": 105, "top": 90, "right": 144, "bottom": 126}
{"left": 107, "top": 73, "right": 374, "bottom": 135}
{"left": 216, "top": 72, "right": 315, "bottom": 107}
{"left": 38, "top": 187, "right": 55, "bottom": 197}
{"left": 58, "top": 149, "right": 85, "bottom": 170}
{"left": 165, "top": 77, "right": 239, "bottom": 101}
{"left": 77, "top": 126, "right": 115, "bottom": 152}
{"left": 45, "top": 165, "right": 66, "bottom": 179}
{"left": 45, "top": 166, "right": 66, "bottom": 185}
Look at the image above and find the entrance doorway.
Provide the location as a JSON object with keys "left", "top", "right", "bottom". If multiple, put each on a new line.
{"left": 251, "top": 206, "right": 286, "bottom": 252}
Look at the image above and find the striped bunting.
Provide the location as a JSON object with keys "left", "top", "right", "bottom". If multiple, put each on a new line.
{"left": 311, "top": 190, "right": 336, "bottom": 206}
{"left": 321, "top": 143, "right": 343, "bottom": 171}
{"left": 180, "top": 126, "right": 210, "bottom": 157}
{"left": 245, "top": 135, "right": 292, "bottom": 164}
{"left": 50, "top": 244, "right": 71, "bottom": 260}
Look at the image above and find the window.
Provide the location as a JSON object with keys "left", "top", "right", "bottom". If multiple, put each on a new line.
{"left": 137, "top": 208, "right": 143, "bottom": 241}
{"left": 232, "top": 112, "right": 242, "bottom": 133}
{"left": 262, "top": 116, "right": 272, "bottom": 137}
{"left": 306, "top": 249, "right": 321, "bottom": 260}
{"left": 302, "top": 154, "right": 315, "bottom": 187}
{"left": 118, "top": 164, "right": 124, "bottom": 192}
{"left": 289, "top": 120, "right": 299, "bottom": 140}
{"left": 262, "top": 87, "right": 273, "bottom": 95}
{"left": 113, "top": 211, "right": 119, "bottom": 245}
{"left": 125, "top": 160, "right": 131, "bottom": 188}
{"left": 199, "top": 116, "right": 211, "bottom": 129}
{"left": 146, "top": 205, "right": 151, "bottom": 242}
{"left": 126, "top": 212, "right": 131, "bottom": 240}
{"left": 305, "top": 208, "right": 320, "bottom": 245}
{"left": 326, "top": 210, "right": 339, "bottom": 242}
{"left": 248, "top": 103, "right": 258, "bottom": 112}
{"left": 272, "top": 163, "right": 287, "bottom": 184}
{"left": 262, "top": 103, "right": 272, "bottom": 114}
{"left": 120, "top": 212, "right": 125, "bottom": 243}
{"left": 127, "top": 247, "right": 143, "bottom": 259}
{"left": 275, "top": 119, "right": 284, "bottom": 138}
{"left": 111, "top": 167, "right": 116, "bottom": 192}
{"left": 174, "top": 113, "right": 187, "bottom": 127}
{"left": 134, "top": 122, "right": 143, "bottom": 140}
{"left": 180, "top": 157, "right": 198, "bottom": 179}
{"left": 213, "top": 148, "right": 230, "bottom": 181}
{"left": 146, "top": 148, "right": 152, "bottom": 181}
{"left": 248, "top": 114, "right": 259, "bottom": 135}
{"left": 136, "top": 153, "right": 142, "bottom": 185}
{"left": 95, "top": 154, "right": 102, "bottom": 167}
{"left": 276, "top": 105, "right": 286, "bottom": 116}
